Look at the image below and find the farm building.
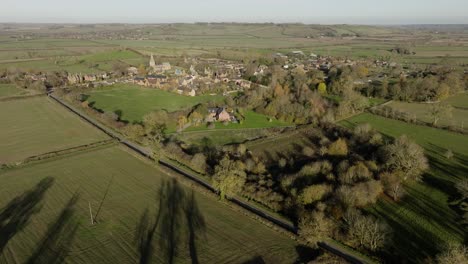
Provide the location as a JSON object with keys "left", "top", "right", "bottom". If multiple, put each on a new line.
{"left": 207, "top": 107, "right": 232, "bottom": 122}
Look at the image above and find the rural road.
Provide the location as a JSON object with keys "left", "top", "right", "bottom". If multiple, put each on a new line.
{"left": 49, "top": 93, "right": 375, "bottom": 264}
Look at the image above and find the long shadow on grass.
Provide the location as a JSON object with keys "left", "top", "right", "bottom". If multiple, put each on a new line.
{"left": 27, "top": 192, "right": 80, "bottom": 264}
{"left": 93, "top": 175, "right": 114, "bottom": 223}
{"left": 371, "top": 198, "right": 446, "bottom": 263}
{"left": 135, "top": 179, "right": 206, "bottom": 264}
{"left": 0, "top": 177, "right": 54, "bottom": 254}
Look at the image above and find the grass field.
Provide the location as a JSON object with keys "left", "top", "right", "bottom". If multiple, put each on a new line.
{"left": 443, "top": 93, "right": 468, "bottom": 109}
{"left": 87, "top": 85, "right": 224, "bottom": 123}
{"left": 247, "top": 129, "right": 315, "bottom": 164}
{"left": 0, "top": 84, "right": 27, "bottom": 98}
{"left": 0, "top": 47, "right": 141, "bottom": 74}
{"left": 386, "top": 100, "right": 468, "bottom": 129}
{"left": 0, "top": 145, "right": 301, "bottom": 264}
{"left": 0, "top": 97, "right": 108, "bottom": 164}
{"left": 340, "top": 113, "right": 467, "bottom": 261}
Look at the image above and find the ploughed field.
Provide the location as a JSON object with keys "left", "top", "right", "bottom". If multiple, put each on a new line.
{"left": 0, "top": 96, "right": 301, "bottom": 264}
{"left": 0, "top": 97, "right": 108, "bottom": 164}
{"left": 340, "top": 113, "right": 467, "bottom": 262}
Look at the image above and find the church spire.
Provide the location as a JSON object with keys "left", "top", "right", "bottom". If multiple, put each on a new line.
{"left": 149, "top": 53, "right": 156, "bottom": 69}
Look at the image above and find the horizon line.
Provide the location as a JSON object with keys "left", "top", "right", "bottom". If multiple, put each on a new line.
{"left": 1, "top": 21, "right": 467, "bottom": 26}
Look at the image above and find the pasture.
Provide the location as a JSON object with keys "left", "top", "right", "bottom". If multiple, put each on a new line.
{"left": 0, "top": 145, "right": 301, "bottom": 264}
{"left": 386, "top": 100, "right": 468, "bottom": 129}
{"left": 443, "top": 92, "right": 468, "bottom": 109}
{"left": 0, "top": 97, "right": 108, "bottom": 164}
{"left": 87, "top": 85, "right": 224, "bottom": 122}
{"left": 0, "top": 84, "right": 28, "bottom": 98}
{"left": 247, "top": 129, "right": 315, "bottom": 164}
{"left": 340, "top": 113, "right": 467, "bottom": 261}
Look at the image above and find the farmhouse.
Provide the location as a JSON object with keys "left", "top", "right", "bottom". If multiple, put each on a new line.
{"left": 207, "top": 107, "right": 232, "bottom": 122}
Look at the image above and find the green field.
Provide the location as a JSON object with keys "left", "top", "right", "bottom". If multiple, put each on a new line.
{"left": 1, "top": 25, "right": 467, "bottom": 71}
{"left": 0, "top": 48, "right": 141, "bottom": 74}
{"left": 87, "top": 85, "right": 224, "bottom": 123}
{"left": 443, "top": 93, "right": 468, "bottom": 108}
{"left": 0, "top": 97, "right": 108, "bottom": 164}
{"left": 340, "top": 113, "right": 467, "bottom": 261}
{"left": 0, "top": 84, "right": 26, "bottom": 98}
{"left": 247, "top": 129, "right": 314, "bottom": 163}
{"left": 0, "top": 145, "right": 301, "bottom": 264}
{"left": 386, "top": 100, "right": 468, "bottom": 129}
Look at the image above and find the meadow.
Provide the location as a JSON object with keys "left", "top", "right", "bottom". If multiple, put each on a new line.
{"left": 0, "top": 97, "right": 108, "bottom": 164}
{"left": 443, "top": 92, "right": 468, "bottom": 109}
{"left": 0, "top": 145, "right": 301, "bottom": 264}
{"left": 340, "top": 113, "right": 467, "bottom": 261}
{"left": 87, "top": 85, "right": 224, "bottom": 122}
{"left": 386, "top": 100, "right": 468, "bottom": 129}
{"left": 0, "top": 84, "right": 30, "bottom": 98}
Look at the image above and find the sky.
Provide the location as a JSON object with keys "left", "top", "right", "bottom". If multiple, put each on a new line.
{"left": 1, "top": 0, "right": 467, "bottom": 24}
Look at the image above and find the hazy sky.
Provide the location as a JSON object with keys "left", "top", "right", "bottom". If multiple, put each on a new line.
{"left": 1, "top": 0, "right": 467, "bottom": 24}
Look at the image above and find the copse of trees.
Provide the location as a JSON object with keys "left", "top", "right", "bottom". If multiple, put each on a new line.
{"left": 364, "top": 70, "right": 466, "bottom": 102}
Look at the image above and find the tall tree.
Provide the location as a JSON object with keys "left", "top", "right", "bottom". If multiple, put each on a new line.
{"left": 428, "top": 103, "right": 453, "bottom": 126}
{"left": 212, "top": 156, "right": 246, "bottom": 200}
{"left": 379, "top": 135, "right": 428, "bottom": 181}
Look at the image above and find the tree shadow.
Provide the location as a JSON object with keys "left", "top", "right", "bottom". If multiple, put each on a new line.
{"left": 242, "top": 256, "right": 265, "bottom": 264}
{"left": 294, "top": 245, "right": 321, "bottom": 264}
{"left": 185, "top": 190, "right": 206, "bottom": 264}
{"left": 135, "top": 179, "right": 206, "bottom": 264}
{"left": 0, "top": 177, "right": 54, "bottom": 253}
{"left": 27, "top": 192, "right": 80, "bottom": 264}
{"left": 94, "top": 175, "right": 114, "bottom": 223}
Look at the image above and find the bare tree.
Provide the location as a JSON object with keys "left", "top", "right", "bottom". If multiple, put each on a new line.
{"left": 379, "top": 135, "right": 428, "bottom": 181}
{"left": 380, "top": 172, "right": 405, "bottom": 201}
{"left": 436, "top": 243, "right": 467, "bottom": 264}
{"left": 343, "top": 209, "right": 390, "bottom": 252}
{"left": 428, "top": 103, "right": 453, "bottom": 126}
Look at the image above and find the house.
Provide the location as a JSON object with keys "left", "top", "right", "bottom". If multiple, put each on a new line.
{"left": 235, "top": 79, "right": 251, "bottom": 89}
{"left": 133, "top": 77, "right": 146, "bottom": 86}
{"left": 188, "top": 88, "right": 196, "bottom": 97}
{"left": 180, "top": 76, "right": 194, "bottom": 86}
{"left": 175, "top": 68, "right": 185, "bottom": 75}
{"left": 127, "top": 66, "right": 138, "bottom": 75}
{"left": 143, "top": 75, "right": 167, "bottom": 87}
{"left": 84, "top": 74, "right": 97, "bottom": 82}
{"left": 207, "top": 107, "right": 232, "bottom": 122}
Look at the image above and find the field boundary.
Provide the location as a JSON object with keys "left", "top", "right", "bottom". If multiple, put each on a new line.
{"left": 0, "top": 92, "right": 47, "bottom": 102}
{"left": 367, "top": 107, "right": 468, "bottom": 135}
{"left": 50, "top": 92, "right": 374, "bottom": 264}
{"left": 1, "top": 139, "right": 117, "bottom": 171}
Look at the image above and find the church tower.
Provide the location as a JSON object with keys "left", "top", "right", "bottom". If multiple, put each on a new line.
{"left": 149, "top": 53, "right": 156, "bottom": 69}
